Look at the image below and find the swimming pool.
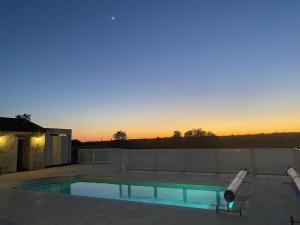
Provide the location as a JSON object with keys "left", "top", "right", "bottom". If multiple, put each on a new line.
{"left": 19, "top": 176, "right": 233, "bottom": 210}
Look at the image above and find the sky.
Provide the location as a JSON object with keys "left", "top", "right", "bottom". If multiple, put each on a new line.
{"left": 0, "top": 0, "right": 300, "bottom": 141}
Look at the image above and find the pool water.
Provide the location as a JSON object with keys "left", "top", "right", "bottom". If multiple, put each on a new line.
{"left": 19, "top": 177, "right": 233, "bottom": 210}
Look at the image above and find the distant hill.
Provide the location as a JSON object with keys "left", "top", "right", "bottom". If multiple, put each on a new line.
{"left": 72, "top": 132, "right": 300, "bottom": 149}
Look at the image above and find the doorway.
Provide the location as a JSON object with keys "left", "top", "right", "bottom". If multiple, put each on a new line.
{"left": 17, "top": 139, "right": 27, "bottom": 171}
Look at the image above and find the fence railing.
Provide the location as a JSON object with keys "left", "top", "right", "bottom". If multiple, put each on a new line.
{"left": 78, "top": 148, "right": 300, "bottom": 175}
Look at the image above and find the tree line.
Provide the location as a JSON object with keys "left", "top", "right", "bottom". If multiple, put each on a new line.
{"left": 111, "top": 128, "right": 216, "bottom": 141}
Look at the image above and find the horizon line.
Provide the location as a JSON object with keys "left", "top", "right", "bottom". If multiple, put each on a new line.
{"left": 73, "top": 130, "right": 300, "bottom": 142}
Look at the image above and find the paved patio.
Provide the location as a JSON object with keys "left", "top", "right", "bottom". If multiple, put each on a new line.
{"left": 0, "top": 164, "right": 299, "bottom": 225}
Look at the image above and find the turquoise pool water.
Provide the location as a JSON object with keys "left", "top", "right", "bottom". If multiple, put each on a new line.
{"left": 19, "top": 177, "right": 233, "bottom": 210}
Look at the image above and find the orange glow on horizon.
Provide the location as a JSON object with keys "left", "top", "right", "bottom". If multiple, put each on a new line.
{"left": 50, "top": 100, "right": 300, "bottom": 142}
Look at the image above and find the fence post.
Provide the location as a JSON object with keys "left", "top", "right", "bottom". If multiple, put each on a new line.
{"left": 182, "top": 149, "right": 186, "bottom": 174}
{"left": 119, "top": 149, "right": 122, "bottom": 174}
{"left": 92, "top": 149, "right": 95, "bottom": 163}
{"left": 250, "top": 148, "right": 256, "bottom": 175}
{"left": 214, "top": 148, "right": 219, "bottom": 174}
{"left": 153, "top": 149, "right": 157, "bottom": 175}
{"left": 128, "top": 149, "right": 132, "bottom": 171}
{"left": 78, "top": 149, "right": 80, "bottom": 163}
{"left": 108, "top": 149, "right": 111, "bottom": 163}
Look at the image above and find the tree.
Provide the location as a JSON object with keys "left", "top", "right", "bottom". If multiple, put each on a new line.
{"left": 72, "top": 139, "right": 82, "bottom": 146}
{"left": 113, "top": 131, "right": 127, "bottom": 141}
{"left": 192, "top": 128, "right": 206, "bottom": 137}
{"left": 15, "top": 113, "right": 31, "bottom": 121}
{"left": 173, "top": 131, "right": 182, "bottom": 138}
{"left": 184, "top": 130, "right": 194, "bottom": 137}
{"left": 206, "top": 131, "right": 216, "bottom": 137}
{"left": 184, "top": 128, "right": 215, "bottom": 137}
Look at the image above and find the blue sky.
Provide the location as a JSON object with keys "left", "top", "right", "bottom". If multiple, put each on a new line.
{"left": 1, "top": 0, "right": 300, "bottom": 140}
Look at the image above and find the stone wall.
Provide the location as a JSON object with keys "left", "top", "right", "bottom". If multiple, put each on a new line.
{"left": 0, "top": 132, "right": 46, "bottom": 174}
{"left": 0, "top": 134, "right": 18, "bottom": 173}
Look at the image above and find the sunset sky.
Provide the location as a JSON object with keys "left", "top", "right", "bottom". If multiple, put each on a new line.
{"left": 1, "top": 0, "right": 300, "bottom": 141}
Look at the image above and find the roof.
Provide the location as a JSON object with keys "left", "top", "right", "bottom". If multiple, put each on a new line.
{"left": 0, "top": 117, "right": 46, "bottom": 133}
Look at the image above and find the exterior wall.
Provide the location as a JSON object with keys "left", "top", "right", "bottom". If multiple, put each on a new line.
{"left": 29, "top": 134, "right": 46, "bottom": 170}
{"left": 45, "top": 128, "right": 72, "bottom": 167}
{"left": 0, "top": 127, "right": 71, "bottom": 174}
{"left": 0, "top": 134, "right": 18, "bottom": 173}
{"left": 0, "top": 132, "right": 46, "bottom": 174}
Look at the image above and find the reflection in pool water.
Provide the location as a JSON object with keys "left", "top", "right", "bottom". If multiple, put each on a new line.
{"left": 19, "top": 177, "right": 233, "bottom": 210}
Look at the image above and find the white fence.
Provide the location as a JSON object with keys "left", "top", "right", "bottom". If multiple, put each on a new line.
{"left": 78, "top": 148, "right": 300, "bottom": 175}
{"left": 78, "top": 149, "right": 121, "bottom": 164}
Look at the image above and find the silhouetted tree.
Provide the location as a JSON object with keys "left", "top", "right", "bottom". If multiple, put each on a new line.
{"left": 72, "top": 139, "right": 82, "bottom": 146}
{"left": 192, "top": 128, "right": 206, "bottom": 137}
{"left": 184, "top": 130, "right": 194, "bottom": 137}
{"left": 15, "top": 113, "right": 31, "bottom": 121}
{"left": 206, "top": 131, "right": 216, "bottom": 137}
{"left": 113, "top": 131, "right": 127, "bottom": 141}
{"left": 184, "top": 128, "right": 215, "bottom": 137}
{"left": 173, "top": 131, "right": 182, "bottom": 138}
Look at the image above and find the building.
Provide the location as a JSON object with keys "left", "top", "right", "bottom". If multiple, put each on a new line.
{"left": 0, "top": 117, "right": 72, "bottom": 174}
